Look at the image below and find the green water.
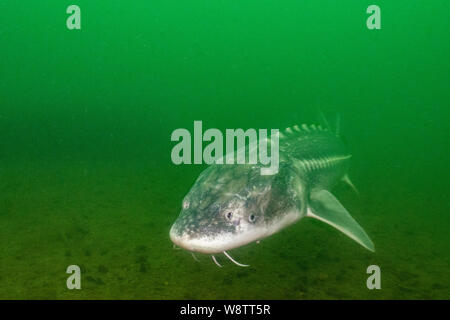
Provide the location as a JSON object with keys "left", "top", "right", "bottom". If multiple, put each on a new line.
{"left": 0, "top": 1, "right": 449, "bottom": 299}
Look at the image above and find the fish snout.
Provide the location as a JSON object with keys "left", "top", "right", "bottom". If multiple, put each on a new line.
{"left": 169, "top": 223, "right": 205, "bottom": 253}
{"left": 170, "top": 228, "right": 215, "bottom": 254}
{"left": 169, "top": 220, "right": 232, "bottom": 254}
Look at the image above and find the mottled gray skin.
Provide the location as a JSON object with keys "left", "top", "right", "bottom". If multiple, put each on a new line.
{"left": 170, "top": 125, "right": 350, "bottom": 254}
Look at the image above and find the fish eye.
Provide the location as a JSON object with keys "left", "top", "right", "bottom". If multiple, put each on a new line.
{"left": 248, "top": 214, "right": 256, "bottom": 223}
{"left": 226, "top": 212, "right": 233, "bottom": 220}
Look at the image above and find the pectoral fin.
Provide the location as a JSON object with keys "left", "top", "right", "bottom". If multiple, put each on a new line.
{"left": 307, "top": 189, "right": 375, "bottom": 252}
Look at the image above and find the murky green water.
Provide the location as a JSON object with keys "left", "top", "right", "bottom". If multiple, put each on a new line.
{"left": 0, "top": 1, "right": 449, "bottom": 299}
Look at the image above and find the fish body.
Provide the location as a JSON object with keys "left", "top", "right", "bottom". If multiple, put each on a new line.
{"left": 170, "top": 123, "right": 374, "bottom": 265}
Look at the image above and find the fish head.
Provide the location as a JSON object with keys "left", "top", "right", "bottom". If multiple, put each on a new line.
{"left": 170, "top": 163, "right": 299, "bottom": 254}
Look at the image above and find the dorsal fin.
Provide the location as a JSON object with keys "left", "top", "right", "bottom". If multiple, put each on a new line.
{"left": 335, "top": 114, "right": 341, "bottom": 136}
{"left": 318, "top": 111, "right": 341, "bottom": 135}
{"left": 319, "top": 110, "right": 332, "bottom": 131}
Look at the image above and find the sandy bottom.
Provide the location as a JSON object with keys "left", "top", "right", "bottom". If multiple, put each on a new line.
{"left": 0, "top": 160, "right": 448, "bottom": 299}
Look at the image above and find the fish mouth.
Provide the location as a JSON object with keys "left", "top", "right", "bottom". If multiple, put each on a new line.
{"left": 169, "top": 223, "right": 266, "bottom": 254}
{"left": 170, "top": 226, "right": 252, "bottom": 268}
{"left": 169, "top": 225, "right": 233, "bottom": 254}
